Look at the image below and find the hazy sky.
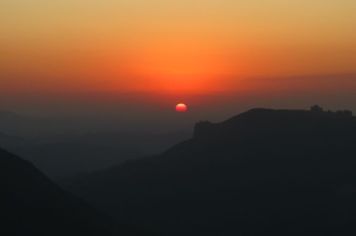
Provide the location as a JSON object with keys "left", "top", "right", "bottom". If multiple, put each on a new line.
{"left": 1, "top": 0, "right": 356, "bottom": 116}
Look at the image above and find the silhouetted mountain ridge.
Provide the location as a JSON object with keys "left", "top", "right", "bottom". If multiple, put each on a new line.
{"left": 66, "top": 108, "right": 356, "bottom": 235}
{"left": 0, "top": 147, "right": 152, "bottom": 235}
{"left": 194, "top": 108, "right": 355, "bottom": 140}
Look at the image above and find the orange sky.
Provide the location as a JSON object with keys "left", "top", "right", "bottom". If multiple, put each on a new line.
{"left": 1, "top": 0, "right": 356, "bottom": 96}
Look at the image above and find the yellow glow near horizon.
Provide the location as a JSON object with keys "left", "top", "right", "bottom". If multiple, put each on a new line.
{"left": 1, "top": 0, "right": 356, "bottom": 94}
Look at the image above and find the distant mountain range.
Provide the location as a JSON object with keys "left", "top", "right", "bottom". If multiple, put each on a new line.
{"left": 66, "top": 108, "right": 356, "bottom": 235}
{"left": 0, "top": 147, "right": 152, "bottom": 235}
{"left": 0, "top": 110, "right": 189, "bottom": 179}
{"left": 13, "top": 131, "right": 189, "bottom": 179}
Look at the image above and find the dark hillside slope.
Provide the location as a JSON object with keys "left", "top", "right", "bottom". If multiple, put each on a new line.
{"left": 0, "top": 148, "right": 129, "bottom": 236}
{"left": 67, "top": 108, "right": 356, "bottom": 235}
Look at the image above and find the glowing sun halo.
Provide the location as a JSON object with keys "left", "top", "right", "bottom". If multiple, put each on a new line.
{"left": 176, "top": 103, "right": 188, "bottom": 112}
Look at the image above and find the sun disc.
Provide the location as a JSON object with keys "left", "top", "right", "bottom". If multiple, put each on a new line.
{"left": 176, "top": 103, "right": 188, "bottom": 112}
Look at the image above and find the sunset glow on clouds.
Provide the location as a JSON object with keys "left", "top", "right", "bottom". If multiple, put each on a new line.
{"left": 1, "top": 0, "right": 356, "bottom": 96}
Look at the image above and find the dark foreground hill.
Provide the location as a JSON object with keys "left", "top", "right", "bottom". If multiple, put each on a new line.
{"left": 66, "top": 108, "right": 356, "bottom": 235}
{"left": 0, "top": 147, "right": 150, "bottom": 236}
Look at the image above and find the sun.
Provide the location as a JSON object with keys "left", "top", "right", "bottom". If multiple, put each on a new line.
{"left": 176, "top": 103, "right": 188, "bottom": 112}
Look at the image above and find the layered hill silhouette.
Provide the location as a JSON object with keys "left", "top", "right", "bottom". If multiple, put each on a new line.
{"left": 0, "top": 147, "right": 150, "bottom": 235}
{"left": 0, "top": 110, "right": 189, "bottom": 179}
{"left": 66, "top": 108, "right": 356, "bottom": 235}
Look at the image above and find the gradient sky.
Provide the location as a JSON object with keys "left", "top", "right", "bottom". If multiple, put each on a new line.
{"left": 1, "top": 0, "right": 356, "bottom": 116}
